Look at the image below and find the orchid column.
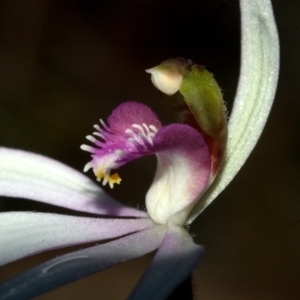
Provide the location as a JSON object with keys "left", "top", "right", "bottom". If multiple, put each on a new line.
{"left": 0, "top": 0, "right": 279, "bottom": 299}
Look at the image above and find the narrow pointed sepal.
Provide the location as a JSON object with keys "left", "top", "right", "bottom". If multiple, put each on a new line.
{"left": 187, "top": 0, "right": 280, "bottom": 222}
{"left": 128, "top": 223, "right": 204, "bottom": 300}
{"left": 0, "top": 148, "right": 146, "bottom": 217}
{"left": 0, "top": 212, "right": 155, "bottom": 266}
{"left": 0, "top": 225, "right": 167, "bottom": 300}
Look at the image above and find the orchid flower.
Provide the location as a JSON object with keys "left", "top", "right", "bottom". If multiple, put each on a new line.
{"left": 0, "top": 0, "right": 279, "bottom": 299}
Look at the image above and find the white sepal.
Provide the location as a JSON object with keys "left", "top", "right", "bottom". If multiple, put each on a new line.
{"left": 188, "top": 0, "right": 279, "bottom": 222}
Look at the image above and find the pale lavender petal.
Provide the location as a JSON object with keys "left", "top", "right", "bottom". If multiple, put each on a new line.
{"left": 0, "top": 147, "right": 147, "bottom": 217}
{"left": 129, "top": 223, "right": 204, "bottom": 300}
{"left": 0, "top": 212, "right": 154, "bottom": 266}
{"left": 146, "top": 124, "right": 211, "bottom": 225}
{"left": 0, "top": 225, "right": 167, "bottom": 300}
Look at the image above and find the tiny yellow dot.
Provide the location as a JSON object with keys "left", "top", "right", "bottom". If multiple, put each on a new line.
{"left": 109, "top": 173, "right": 122, "bottom": 185}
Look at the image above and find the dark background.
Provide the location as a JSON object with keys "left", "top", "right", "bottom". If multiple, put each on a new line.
{"left": 0, "top": 0, "right": 299, "bottom": 299}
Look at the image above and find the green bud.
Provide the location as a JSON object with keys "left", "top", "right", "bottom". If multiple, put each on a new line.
{"left": 147, "top": 58, "right": 228, "bottom": 173}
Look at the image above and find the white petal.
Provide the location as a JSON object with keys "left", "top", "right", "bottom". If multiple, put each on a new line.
{"left": 0, "top": 212, "right": 154, "bottom": 266}
{"left": 0, "top": 147, "right": 147, "bottom": 217}
{"left": 0, "top": 225, "right": 167, "bottom": 300}
{"left": 188, "top": 0, "right": 279, "bottom": 222}
{"left": 129, "top": 223, "right": 204, "bottom": 300}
